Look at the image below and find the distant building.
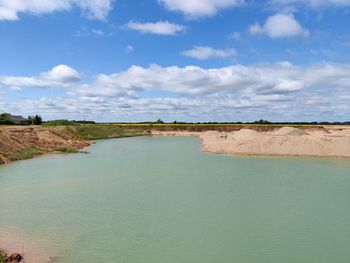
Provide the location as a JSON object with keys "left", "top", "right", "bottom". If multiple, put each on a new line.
{"left": 9, "top": 115, "right": 29, "bottom": 125}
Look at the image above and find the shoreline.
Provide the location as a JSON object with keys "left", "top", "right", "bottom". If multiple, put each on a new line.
{"left": 1, "top": 125, "right": 350, "bottom": 167}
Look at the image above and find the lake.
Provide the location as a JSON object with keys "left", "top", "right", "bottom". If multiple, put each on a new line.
{"left": 1, "top": 136, "right": 350, "bottom": 263}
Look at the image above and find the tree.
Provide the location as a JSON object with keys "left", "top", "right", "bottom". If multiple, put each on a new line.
{"left": 27, "top": 116, "right": 33, "bottom": 124}
{"left": 0, "top": 113, "right": 14, "bottom": 125}
{"left": 28, "top": 115, "right": 42, "bottom": 125}
{"left": 254, "top": 119, "right": 271, "bottom": 124}
{"left": 155, "top": 119, "right": 164, "bottom": 124}
{"left": 33, "top": 115, "right": 42, "bottom": 125}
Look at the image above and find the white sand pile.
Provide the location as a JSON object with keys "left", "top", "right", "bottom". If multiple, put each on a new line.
{"left": 153, "top": 126, "right": 350, "bottom": 157}
{"left": 233, "top": 129, "right": 259, "bottom": 139}
{"left": 271, "top": 127, "right": 309, "bottom": 136}
{"left": 202, "top": 128, "right": 350, "bottom": 157}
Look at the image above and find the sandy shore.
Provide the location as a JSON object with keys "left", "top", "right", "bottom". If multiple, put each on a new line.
{"left": 152, "top": 126, "right": 350, "bottom": 158}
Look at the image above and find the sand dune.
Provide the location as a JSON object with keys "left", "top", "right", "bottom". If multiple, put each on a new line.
{"left": 153, "top": 126, "right": 350, "bottom": 158}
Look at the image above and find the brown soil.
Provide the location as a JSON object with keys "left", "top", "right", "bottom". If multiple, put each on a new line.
{"left": 0, "top": 126, "right": 91, "bottom": 164}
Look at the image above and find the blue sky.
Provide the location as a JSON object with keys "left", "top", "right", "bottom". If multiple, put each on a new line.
{"left": 0, "top": 0, "right": 349, "bottom": 122}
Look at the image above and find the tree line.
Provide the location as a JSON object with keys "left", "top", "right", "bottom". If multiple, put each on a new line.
{"left": 0, "top": 113, "right": 42, "bottom": 125}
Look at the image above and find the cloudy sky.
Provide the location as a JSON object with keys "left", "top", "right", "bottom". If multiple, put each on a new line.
{"left": 0, "top": 0, "right": 349, "bottom": 122}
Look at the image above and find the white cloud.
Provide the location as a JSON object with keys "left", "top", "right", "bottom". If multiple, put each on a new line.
{"left": 3, "top": 63, "right": 349, "bottom": 98}
{"left": 126, "top": 45, "right": 134, "bottom": 53}
{"left": 42, "top": 64, "right": 81, "bottom": 82}
{"left": 9, "top": 86, "right": 22, "bottom": 92}
{"left": 0, "top": 65, "right": 80, "bottom": 88}
{"left": 75, "top": 0, "right": 112, "bottom": 20}
{"left": 249, "top": 13, "right": 309, "bottom": 38}
{"left": 125, "top": 21, "right": 186, "bottom": 35}
{"left": 158, "top": 0, "right": 244, "bottom": 18}
{"left": 181, "top": 46, "right": 236, "bottom": 60}
{"left": 91, "top": 29, "right": 104, "bottom": 35}
{"left": 74, "top": 27, "right": 105, "bottom": 37}
{"left": 229, "top": 32, "right": 242, "bottom": 40}
{"left": 0, "top": 0, "right": 113, "bottom": 21}
{"left": 2, "top": 62, "right": 349, "bottom": 122}
{"left": 76, "top": 62, "right": 350, "bottom": 98}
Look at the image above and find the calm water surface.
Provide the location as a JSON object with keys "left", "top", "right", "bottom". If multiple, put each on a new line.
{"left": 0, "top": 136, "right": 350, "bottom": 263}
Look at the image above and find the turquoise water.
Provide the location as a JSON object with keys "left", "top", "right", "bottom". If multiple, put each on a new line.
{"left": 1, "top": 136, "right": 350, "bottom": 263}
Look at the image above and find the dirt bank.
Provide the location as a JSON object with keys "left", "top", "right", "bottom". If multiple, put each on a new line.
{"left": 0, "top": 126, "right": 91, "bottom": 164}
{"left": 0, "top": 125, "right": 146, "bottom": 164}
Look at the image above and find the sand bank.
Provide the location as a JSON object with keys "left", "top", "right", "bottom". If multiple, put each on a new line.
{"left": 152, "top": 126, "right": 350, "bottom": 158}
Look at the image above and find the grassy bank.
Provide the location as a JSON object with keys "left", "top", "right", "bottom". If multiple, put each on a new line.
{"left": 10, "top": 146, "right": 44, "bottom": 161}
{"left": 69, "top": 125, "right": 144, "bottom": 140}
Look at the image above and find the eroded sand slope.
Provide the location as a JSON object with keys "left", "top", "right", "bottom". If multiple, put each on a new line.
{"left": 0, "top": 126, "right": 91, "bottom": 164}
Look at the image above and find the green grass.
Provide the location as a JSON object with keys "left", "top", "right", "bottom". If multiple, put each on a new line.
{"left": 0, "top": 249, "right": 6, "bottom": 263}
{"left": 44, "top": 120, "right": 77, "bottom": 126}
{"left": 55, "top": 147, "right": 79, "bottom": 153}
{"left": 10, "top": 147, "right": 44, "bottom": 161}
{"left": 70, "top": 125, "right": 144, "bottom": 140}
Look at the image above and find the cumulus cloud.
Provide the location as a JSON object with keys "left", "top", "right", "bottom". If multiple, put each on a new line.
{"left": 42, "top": 64, "right": 81, "bottom": 82}
{"left": 249, "top": 13, "right": 309, "bottom": 38}
{"left": 0, "top": 0, "right": 113, "bottom": 21}
{"left": 158, "top": 0, "right": 244, "bottom": 18}
{"left": 2, "top": 62, "right": 349, "bottom": 122}
{"left": 181, "top": 46, "right": 236, "bottom": 60}
{"left": 0, "top": 65, "right": 80, "bottom": 88}
{"left": 3, "top": 62, "right": 349, "bottom": 97}
{"left": 125, "top": 21, "right": 186, "bottom": 35}
{"left": 73, "top": 62, "right": 350, "bottom": 99}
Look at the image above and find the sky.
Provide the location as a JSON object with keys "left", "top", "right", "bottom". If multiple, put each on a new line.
{"left": 0, "top": 0, "right": 349, "bottom": 122}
